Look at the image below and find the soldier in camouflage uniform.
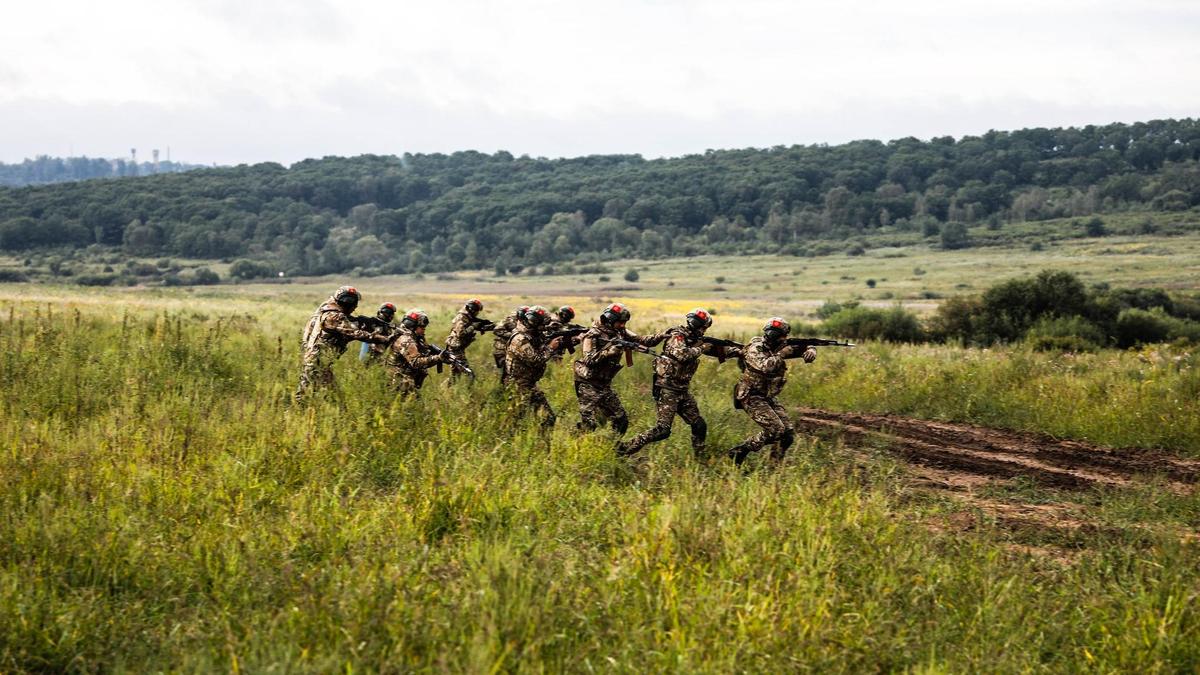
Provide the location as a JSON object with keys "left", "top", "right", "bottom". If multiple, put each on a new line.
{"left": 617, "top": 309, "right": 722, "bottom": 458}
{"left": 492, "top": 305, "right": 528, "bottom": 378}
{"left": 295, "top": 286, "right": 395, "bottom": 401}
{"left": 385, "top": 309, "right": 450, "bottom": 395}
{"left": 725, "top": 317, "right": 817, "bottom": 466}
{"left": 573, "top": 303, "right": 666, "bottom": 435}
{"left": 359, "top": 302, "right": 398, "bottom": 364}
{"left": 504, "top": 305, "right": 562, "bottom": 428}
{"left": 545, "top": 305, "right": 584, "bottom": 357}
{"left": 445, "top": 298, "right": 488, "bottom": 378}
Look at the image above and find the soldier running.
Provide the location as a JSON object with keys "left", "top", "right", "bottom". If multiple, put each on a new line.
{"left": 725, "top": 317, "right": 816, "bottom": 466}
{"left": 445, "top": 298, "right": 490, "bottom": 378}
{"left": 385, "top": 309, "right": 450, "bottom": 395}
{"left": 573, "top": 303, "right": 666, "bottom": 435}
{"left": 359, "top": 302, "right": 398, "bottom": 364}
{"left": 617, "top": 309, "right": 722, "bottom": 458}
{"left": 295, "top": 286, "right": 394, "bottom": 401}
{"left": 492, "top": 305, "right": 529, "bottom": 378}
{"left": 504, "top": 305, "right": 562, "bottom": 428}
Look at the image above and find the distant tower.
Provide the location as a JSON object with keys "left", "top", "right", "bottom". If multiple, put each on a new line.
{"left": 131, "top": 148, "right": 137, "bottom": 164}
{"left": 152, "top": 149, "right": 160, "bottom": 173}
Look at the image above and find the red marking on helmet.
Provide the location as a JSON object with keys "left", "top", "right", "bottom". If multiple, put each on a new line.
{"left": 771, "top": 320, "right": 782, "bottom": 328}
{"left": 383, "top": 303, "right": 395, "bottom": 310}
{"left": 675, "top": 334, "right": 684, "bottom": 340}
{"left": 347, "top": 287, "right": 357, "bottom": 294}
{"left": 535, "top": 308, "right": 547, "bottom": 316}
{"left": 469, "top": 298, "right": 480, "bottom": 305}
{"left": 611, "top": 304, "right": 623, "bottom": 312}
{"left": 696, "top": 311, "right": 708, "bottom": 320}
{"left": 564, "top": 306, "right": 574, "bottom": 312}
{"left": 408, "top": 312, "right": 421, "bottom": 320}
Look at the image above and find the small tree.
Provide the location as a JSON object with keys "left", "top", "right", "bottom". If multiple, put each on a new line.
{"left": 624, "top": 268, "right": 640, "bottom": 282}
{"left": 940, "top": 222, "right": 970, "bottom": 250}
{"left": 1085, "top": 217, "right": 1107, "bottom": 237}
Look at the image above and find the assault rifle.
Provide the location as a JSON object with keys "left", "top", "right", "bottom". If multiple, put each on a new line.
{"left": 352, "top": 314, "right": 395, "bottom": 334}
{"left": 470, "top": 318, "right": 497, "bottom": 333}
{"left": 785, "top": 337, "right": 856, "bottom": 353}
{"left": 699, "top": 336, "right": 744, "bottom": 363}
{"left": 427, "top": 344, "right": 474, "bottom": 378}
{"left": 605, "top": 337, "right": 664, "bottom": 366}
{"left": 547, "top": 326, "right": 588, "bottom": 354}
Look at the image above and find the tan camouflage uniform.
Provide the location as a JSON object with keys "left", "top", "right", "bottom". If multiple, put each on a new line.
{"left": 572, "top": 319, "right": 666, "bottom": 434}
{"left": 361, "top": 315, "right": 397, "bottom": 364}
{"left": 492, "top": 309, "right": 522, "bottom": 375}
{"left": 446, "top": 308, "right": 482, "bottom": 377}
{"left": 620, "top": 326, "right": 718, "bottom": 456}
{"left": 728, "top": 337, "right": 804, "bottom": 464}
{"left": 295, "top": 298, "right": 390, "bottom": 400}
{"left": 504, "top": 322, "right": 557, "bottom": 427}
{"left": 385, "top": 326, "right": 445, "bottom": 395}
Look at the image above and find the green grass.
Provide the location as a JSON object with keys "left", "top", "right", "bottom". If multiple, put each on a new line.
{"left": 1, "top": 291, "right": 1198, "bottom": 671}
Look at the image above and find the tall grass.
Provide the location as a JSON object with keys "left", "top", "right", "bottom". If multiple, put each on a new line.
{"left": 1, "top": 296, "right": 1197, "bottom": 671}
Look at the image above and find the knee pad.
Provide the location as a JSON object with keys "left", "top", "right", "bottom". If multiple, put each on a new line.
{"left": 691, "top": 419, "right": 707, "bottom": 442}
{"left": 647, "top": 424, "right": 672, "bottom": 443}
{"left": 613, "top": 415, "right": 629, "bottom": 435}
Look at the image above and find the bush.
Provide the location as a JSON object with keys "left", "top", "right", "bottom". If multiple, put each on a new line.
{"left": 940, "top": 222, "right": 970, "bottom": 250}
{"left": 1115, "top": 308, "right": 1171, "bottom": 348}
{"left": 816, "top": 300, "right": 859, "bottom": 320}
{"left": 866, "top": 279, "right": 877, "bottom": 288}
{"left": 229, "top": 259, "right": 275, "bottom": 280}
{"left": 1085, "top": 217, "right": 1107, "bottom": 237}
{"left": 74, "top": 274, "right": 118, "bottom": 287}
{"left": 191, "top": 267, "right": 220, "bottom": 285}
{"left": 0, "top": 269, "right": 29, "bottom": 282}
{"left": 715, "top": 276, "right": 726, "bottom": 284}
{"left": 623, "top": 268, "right": 640, "bottom": 282}
{"left": 1025, "top": 316, "right": 1107, "bottom": 351}
{"left": 822, "top": 306, "right": 926, "bottom": 343}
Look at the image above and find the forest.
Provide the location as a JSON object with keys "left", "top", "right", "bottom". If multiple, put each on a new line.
{"left": 1, "top": 118, "right": 1198, "bottom": 277}
{"left": 0, "top": 155, "right": 203, "bottom": 188}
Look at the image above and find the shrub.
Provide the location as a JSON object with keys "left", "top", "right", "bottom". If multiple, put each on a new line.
{"left": 191, "top": 267, "right": 220, "bottom": 285}
{"left": 598, "top": 275, "right": 610, "bottom": 282}
{"left": 623, "top": 268, "right": 640, "bottom": 282}
{"left": 822, "top": 306, "right": 925, "bottom": 343}
{"left": 816, "top": 300, "right": 859, "bottom": 320}
{"left": 1115, "top": 308, "right": 1171, "bottom": 348}
{"left": 866, "top": 279, "right": 877, "bottom": 288}
{"left": 928, "top": 295, "right": 983, "bottom": 343}
{"left": 940, "top": 222, "right": 970, "bottom": 250}
{"left": 0, "top": 269, "right": 29, "bottom": 282}
{"left": 1025, "top": 316, "right": 1107, "bottom": 351}
{"left": 715, "top": 276, "right": 726, "bottom": 283}
{"left": 1085, "top": 217, "right": 1107, "bottom": 237}
{"left": 229, "top": 259, "right": 275, "bottom": 280}
{"left": 74, "top": 273, "right": 118, "bottom": 287}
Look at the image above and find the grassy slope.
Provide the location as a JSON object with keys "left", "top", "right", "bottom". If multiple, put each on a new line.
{"left": 0, "top": 287, "right": 1197, "bottom": 672}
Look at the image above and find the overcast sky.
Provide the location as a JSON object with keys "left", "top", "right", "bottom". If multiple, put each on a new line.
{"left": 1, "top": 0, "right": 1198, "bottom": 165}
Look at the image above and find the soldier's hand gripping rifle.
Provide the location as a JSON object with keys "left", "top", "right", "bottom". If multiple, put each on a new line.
{"left": 547, "top": 326, "right": 588, "bottom": 355}
{"left": 606, "top": 337, "right": 665, "bottom": 367}
{"left": 470, "top": 318, "right": 497, "bottom": 333}
{"left": 699, "top": 336, "right": 745, "bottom": 363}
{"left": 428, "top": 344, "right": 475, "bottom": 378}
{"left": 352, "top": 315, "right": 395, "bottom": 334}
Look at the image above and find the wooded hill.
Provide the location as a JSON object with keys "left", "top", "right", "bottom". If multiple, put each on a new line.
{"left": 1, "top": 118, "right": 1198, "bottom": 277}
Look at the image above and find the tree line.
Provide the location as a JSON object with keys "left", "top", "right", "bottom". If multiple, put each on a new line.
{"left": 0, "top": 156, "right": 204, "bottom": 188}
{"left": 0, "top": 118, "right": 1198, "bottom": 275}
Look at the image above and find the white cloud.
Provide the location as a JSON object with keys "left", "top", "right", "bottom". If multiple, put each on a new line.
{"left": 0, "top": 0, "right": 1197, "bottom": 163}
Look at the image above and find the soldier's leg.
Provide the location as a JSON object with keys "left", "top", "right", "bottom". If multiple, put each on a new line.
{"left": 597, "top": 386, "right": 629, "bottom": 435}
{"left": 529, "top": 387, "right": 557, "bottom": 428}
{"left": 677, "top": 392, "right": 707, "bottom": 456}
{"left": 619, "top": 390, "right": 678, "bottom": 456}
{"left": 575, "top": 381, "right": 601, "bottom": 430}
{"left": 727, "top": 396, "right": 787, "bottom": 465}
{"left": 767, "top": 398, "right": 795, "bottom": 461}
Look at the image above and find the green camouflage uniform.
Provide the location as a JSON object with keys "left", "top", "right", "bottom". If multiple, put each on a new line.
{"left": 504, "top": 322, "right": 557, "bottom": 427}
{"left": 728, "top": 337, "right": 803, "bottom": 464}
{"left": 446, "top": 308, "right": 482, "bottom": 377}
{"left": 295, "top": 297, "right": 389, "bottom": 400}
{"left": 492, "top": 309, "right": 522, "bottom": 375}
{"left": 620, "top": 326, "right": 719, "bottom": 456}
{"left": 386, "top": 327, "right": 445, "bottom": 395}
{"left": 572, "top": 320, "right": 665, "bottom": 434}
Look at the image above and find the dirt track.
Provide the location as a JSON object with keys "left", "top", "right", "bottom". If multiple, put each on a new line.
{"left": 793, "top": 407, "right": 1200, "bottom": 551}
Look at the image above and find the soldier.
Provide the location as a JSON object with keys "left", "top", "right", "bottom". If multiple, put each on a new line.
{"left": 617, "top": 309, "right": 722, "bottom": 458}
{"left": 295, "top": 286, "right": 394, "bottom": 401}
{"left": 445, "top": 298, "right": 489, "bottom": 378}
{"left": 359, "top": 302, "right": 398, "bottom": 363}
{"left": 573, "top": 303, "right": 666, "bottom": 435}
{"left": 725, "top": 317, "right": 817, "bottom": 466}
{"left": 492, "top": 305, "right": 529, "bottom": 377}
{"left": 546, "top": 305, "right": 585, "bottom": 356}
{"left": 504, "top": 305, "right": 562, "bottom": 428}
{"left": 385, "top": 309, "right": 450, "bottom": 395}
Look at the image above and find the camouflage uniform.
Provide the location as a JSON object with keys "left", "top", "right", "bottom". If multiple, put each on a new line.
{"left": 385, "top": 326, "right": 445, "bottom": 395}
{"left": 504, "top": 321, "right": 557, "bottom": 427}
{"left": 573, "top": 320, "right": 665, "bottom": 434}
{"left": 727, "top": 337, "right": 804, "bottom": 464}
{"left": 446, "top": 308, "right": 483, "bottom": 377}
{"left": 492, "top": 309, "right": 523, "bottom": 375}
{"left": 295, "top": 297, "right": 389, "bottom": 400}
{"left": 360, "top": 314, "right": 398, "bottom": 364}
{"left": 620, "top": 326, "right": 718, "bottom": 456}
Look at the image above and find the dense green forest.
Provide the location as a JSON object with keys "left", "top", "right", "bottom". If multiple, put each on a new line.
{"left": 1, "top": 118, "right": 1198, "bottom": 276}
{"left": 0, "top": 155, "right": 204, "bottom": 188}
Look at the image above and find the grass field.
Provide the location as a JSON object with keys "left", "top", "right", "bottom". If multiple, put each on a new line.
{"left": 1, "top": 270, "right": 1198, "bottom": 671}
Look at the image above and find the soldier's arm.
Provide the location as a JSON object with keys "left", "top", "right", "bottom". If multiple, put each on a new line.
{"left": 628, "top": 329, "right": 667, "bottom": 348}
{"left": 325, "top": 312, "right": 388, "bottom": 343}
{"left": 402, "top": 338, "right": 443, "bottom": 370}
{"left": 580, "top": 332, "right": 623, "bottom": 364}
{"left": 743, "top": 342, "right": 785, "bottom": 372}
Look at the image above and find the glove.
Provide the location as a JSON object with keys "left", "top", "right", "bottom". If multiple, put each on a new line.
{"left": 802, "top": 348, "right": 817, "bottom": 363}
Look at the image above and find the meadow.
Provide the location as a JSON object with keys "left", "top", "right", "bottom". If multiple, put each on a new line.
{"left": 1, "top": 276, "right": 1198, "bottom": 672}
